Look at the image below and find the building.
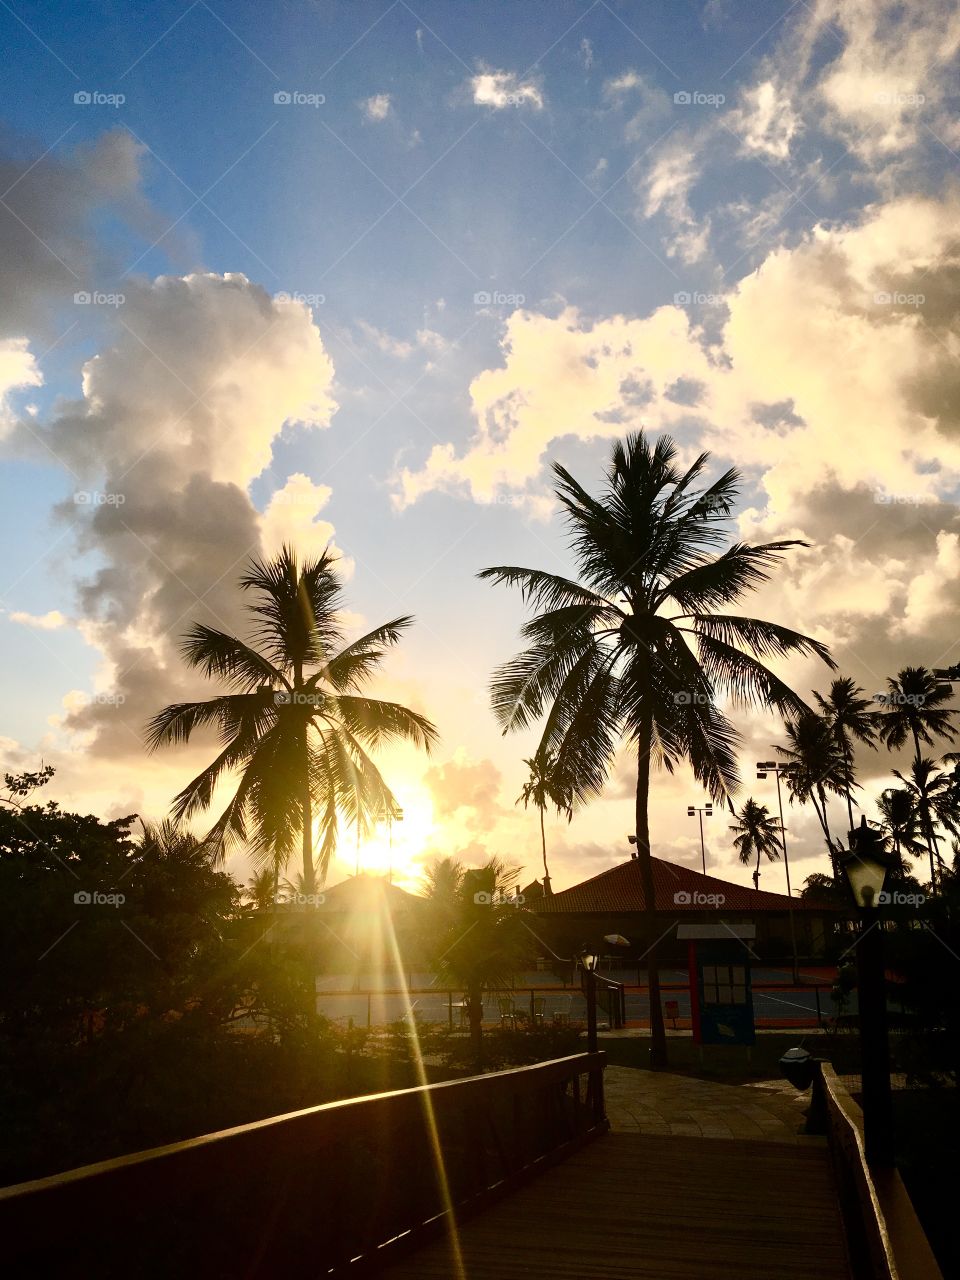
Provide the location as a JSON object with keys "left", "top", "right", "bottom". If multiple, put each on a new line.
{"left": 532, "top": 856, "right": 844, "bottom": 964}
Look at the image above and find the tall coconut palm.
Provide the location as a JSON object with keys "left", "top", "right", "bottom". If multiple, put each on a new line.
{"left": 146, "top": 547, "right": 438, "bottom": 897}
{"left": 876, "top": 667, "right": 957, "bottom": 764}
{"left": 729, "top": 798, "right": 783, "bottom": 890}
{"left": 479, "top": 432, "right": 833, "bottom": 1068}
{"left": 876, "top": 786, "right": 927, "bottom": 866}
{"left": 813, "top": 677, "right": 880, "bottom": 832}
{"left": 774, "top": 713, "right": 848, "bottom": 874}
{"left": 891, "top": 758, "right": 960, "bottom": 885}
{"left": 516, "top": 748, "right": 572, "bottom": 894}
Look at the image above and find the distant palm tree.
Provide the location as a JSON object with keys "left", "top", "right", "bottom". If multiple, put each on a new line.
{"left": 774, "top": 713, "right": 848, "bottom": 875}
{"left": 146, "top": 547, "right": 438, "bottom": 897}
{"left": 876, "top": 667, "right": 957, "bottom": 764}
{"left": 516, "top": 749, "right": 572, "bottom": 894}
{"left": 876, "top": 787, "right": 926, "bottom": 865}
{"left": 422, "top": 855, "right": 531, "bottom": 1068}
{"left": 729, "top": 798, "right": 783, "bottom": 889}
{"left": 813, "top": 677, "right": 880, "bottom": 833}
{"left": 245, "top": 867, "right": 278, "bottom": 913}
{"left": 891, "top": 758, "right": 960, "bottom": 885}
{"left": 480, "top": 432, "right": 833, "bottom": 1067}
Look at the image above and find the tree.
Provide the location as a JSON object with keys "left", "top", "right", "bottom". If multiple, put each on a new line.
{"left": 516, "top": 749, "right": 572, "bottom": 894}
{"left": 877, "top": 786, "right": 927, "bottom": 865}
{"left": 876, "top": 667, "right": 957, "bottom": 765}
{"left": 147, "top": 546, "right": 438, "bottom": 896}
{"left": 891, "top": 758, "right": 960, "bottom": 885}
{"left": 813, "top": 677, "right": 880, "bottom": 832}
{"left": 421, "top": 856, "right": 532, "bottom": 1069}
{"left": 729, "top": 797, "right": 783, "bottom": 889}
{"left": 479, "top": 431, "right": 833, "bottom": 1067}
{"left": 774, "top": 712, "right": 848, "bottom": 875}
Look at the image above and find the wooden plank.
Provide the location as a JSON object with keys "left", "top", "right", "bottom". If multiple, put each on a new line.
{"left": 379, "top": 1132, "right": 852, "bottom": 1279}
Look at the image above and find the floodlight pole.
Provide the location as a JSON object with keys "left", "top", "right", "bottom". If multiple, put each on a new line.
{"left": 758, "top": 762, "right": 800, "bottom": 984}
{"left": 687, "top": 804, "right": 712, "bottom": 874}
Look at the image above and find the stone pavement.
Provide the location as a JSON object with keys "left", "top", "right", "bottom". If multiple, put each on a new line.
{"left": 603, "top": 1065, "right": 822, "bottom": 1143}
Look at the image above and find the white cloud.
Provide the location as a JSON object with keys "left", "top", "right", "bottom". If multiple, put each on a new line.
{"left": 0, "top": 338, "right": 42, "bottom": 435}
{"left": 9, "top": 609, "right": 68, "bottom": 631}
{"left": 363, "top": 94, "right": 391, "bottom": 122}
{"left": 728, "top": 80, "right": 801, "bottom": 159}
{"left": 471, "top": 70, "right": 543, "bottom": 111}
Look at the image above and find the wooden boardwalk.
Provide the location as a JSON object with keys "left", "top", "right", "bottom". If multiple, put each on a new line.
{"left": 381, "top": 1131, "right": 852, "bottom": 1279}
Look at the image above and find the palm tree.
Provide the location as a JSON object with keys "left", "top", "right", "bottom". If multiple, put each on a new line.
{"left": 813, "top": 677, "right": 879, "bottom": 833}
{"left": 245, "top": 867, "right": 278, "bottom": 913}
{"left": 422, "top": 855, "right": 531, "bottom": 1068}
{"left": 146, "top": 547, "right": 438, "bottom": 897}
{"left": 516, "top": 749, "right": 572, "bottom": 894}
{"left": 876, "top": 667, "right": 957, "bottom": 764}
{"left": 729, "top": 798, "right": 783, "bottom": 889}
{"left": 891, "top": 758, "right": 960, "bottom": 885}
{"left": 876, "top": 786, "right": 927, "bottom": 866}
{"left": 479, "top": 431, "right": 833, "bottom": 1067}
{"left": 774, "top": 713, "right": 848, "bottom": 875}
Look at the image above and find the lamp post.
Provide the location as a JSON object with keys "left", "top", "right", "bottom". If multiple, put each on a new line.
{"left": 841, "top": 817, "right": 895, "bottom": 1166}
{"left": 757, "top": 761, "right": 799, "bottom": 983}
{"left": 582, "top": 951, "right": 598, "bottom": 1053}
{"left": 687, "top": 803, "right": 713, "bottom": 874}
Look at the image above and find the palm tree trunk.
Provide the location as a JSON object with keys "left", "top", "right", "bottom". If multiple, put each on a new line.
{"left": 540, "top": 805, "right": 551, "bottom": 893}
{"left": 636, "top": 733, "right": 667, "bottom": 1070}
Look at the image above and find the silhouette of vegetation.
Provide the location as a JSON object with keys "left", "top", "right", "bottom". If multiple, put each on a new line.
{"left": 516, "top": 748, "right": 572, "bottom": 893}
{"left": 728, "top": 797, "right": 783, "bottom": 889}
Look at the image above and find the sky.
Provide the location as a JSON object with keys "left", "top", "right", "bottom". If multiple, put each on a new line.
{"left": 2, "top": 0, "right": 959, "bottom": 897}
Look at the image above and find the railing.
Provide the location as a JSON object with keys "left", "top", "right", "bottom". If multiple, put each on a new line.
{"left": 0, "top": 1051, "right": 607, "bottom": 1278}
{"left": 809, "top": 1062, "right": 942, "bottom": 1280}
{"left": 592, "top": 971, "right": 627, "bottom": 1029}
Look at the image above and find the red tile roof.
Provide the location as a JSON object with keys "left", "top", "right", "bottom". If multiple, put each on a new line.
{"left": 535, "top": 857, "right": 839, "bottom": 914}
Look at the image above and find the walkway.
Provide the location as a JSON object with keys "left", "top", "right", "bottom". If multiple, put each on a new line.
{"left": 382, "top": 1071, "right": 851, "bottom": 1279}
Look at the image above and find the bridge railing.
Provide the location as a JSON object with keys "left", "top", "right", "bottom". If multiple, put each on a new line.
{"left": 810, "top": 1061, "right": 942, "bottom": 1280}
{"left": 0, "top": 1051, "right": 607, "bottom": 1278}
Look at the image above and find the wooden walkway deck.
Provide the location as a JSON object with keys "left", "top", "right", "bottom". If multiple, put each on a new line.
{"left": 381, "top": 1131, "right": 852, "bottom": 1279}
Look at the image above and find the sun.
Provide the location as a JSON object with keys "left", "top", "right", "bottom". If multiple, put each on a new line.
{"left": 353, "top": 790, "right": 436, "bottom": 890}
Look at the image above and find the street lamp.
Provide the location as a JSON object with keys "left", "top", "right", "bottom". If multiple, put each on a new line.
{"left": 757, "top": 761, "right": 799, "bottom": 983}
{"left": 580, "top": 935, "right": 630, "bottom": 1054}
{"left": 840, "top": 817, "right": 895, "bottom": 1166}
{"left": 687, "top": 803, "right": 713, "bottom": 874}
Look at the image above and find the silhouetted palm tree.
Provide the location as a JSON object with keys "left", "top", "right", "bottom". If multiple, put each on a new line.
{"left": 729, "top": 798, "right": 783, "bottom": 889}
{"left": 876, "top": 667, "right": 957, "bottom": 764}
{"left": 480, "top": 432, "right": 833, "bottom": 1067}
{"left": 892, "top": 758, "right": 960, "bottom": 885}
{"left": 516, "top": 749, "right": 572, "bottom": 894}
{"left": 813, "top": 677, "right": 879, "bottom": 832}
{"left": 876, "top": 786, "right": 926, "bottom": 865}
{"left": 146, "top": 547, "right": 437, "bottom": 896}
{"left": 774, "top": 713, "right": 848, "bottom": 874}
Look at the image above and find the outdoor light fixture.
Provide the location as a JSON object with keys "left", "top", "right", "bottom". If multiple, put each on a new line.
{"left": 841, "top": 817, "right": 889, "bottom": 909}
{"left": 687, "top": 803, "right": 713, "bottom": 873}
{"left": 581, "top": 952, "right": 598, "bottom": 971}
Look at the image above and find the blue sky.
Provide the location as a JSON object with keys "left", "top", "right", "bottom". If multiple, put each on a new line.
{"left": 2, "top": 0, "right": 960, "bottom": 892}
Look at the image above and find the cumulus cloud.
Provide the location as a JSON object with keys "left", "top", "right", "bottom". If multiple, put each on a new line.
{"left": 0, "top": 338, "right": 42, "bottom": 434}
{"left": 727, "top": 80, "right": 801, "bottom": 159}
{"left": 471, "top": 70, "right": 543, "bottom": 111}
{"left": 31, "top": 272, "right": 339, "bottom": 756}
{"left": 423, "top": 752, "right": 506, "bottom": 831}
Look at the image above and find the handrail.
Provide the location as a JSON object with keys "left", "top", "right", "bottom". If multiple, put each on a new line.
{"left": 810, "top": 1062, "right": 942, "bottom": 1280}
{"left": 592, "top": 971, "right": 627, "bottom": 1028}
{"left": 0, "top": 1051, "right": 608, "bottom": 1277}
